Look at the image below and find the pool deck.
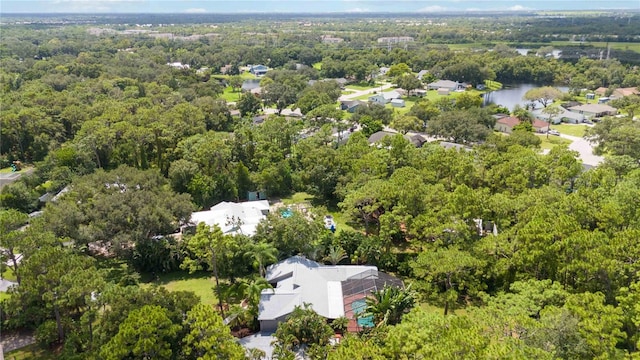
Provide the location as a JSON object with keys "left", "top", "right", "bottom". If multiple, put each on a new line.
{"left": 343, "top": 293, "right": 369, "bottom": 333}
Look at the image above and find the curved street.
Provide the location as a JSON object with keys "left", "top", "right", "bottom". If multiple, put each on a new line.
{"left": 558, "top": 133, "right": 604, "bottom": 167}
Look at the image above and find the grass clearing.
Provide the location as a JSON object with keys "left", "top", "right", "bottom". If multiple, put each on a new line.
{"left": 219, "top": 86, "right": 242, "bottom": 102}
{"left": 2, "top": 267, "right": 17, "bottom": 281}
{"left": 142, "top": 271, "right": 218, "bottom": 305}
{"left": 551, "top": 124, "right": 588, "bottom": 137}
{"left": 5, "top": 344, "right": 59, "bottom": 360}
{"left": 279, "top": 192, "right": 358, "bottom": 233}
{"left": 312, "top": 62, "right": 322, "bottom": 70}
{"left": 536, "top": 134, "right": 573, "bottom": 150}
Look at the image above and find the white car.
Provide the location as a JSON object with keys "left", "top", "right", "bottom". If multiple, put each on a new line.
{"left": 547, "top": 129, "right": 560, "bottom": 136}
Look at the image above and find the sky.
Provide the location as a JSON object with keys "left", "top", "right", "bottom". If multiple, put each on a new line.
{"left": 1, "top": 0, "right": 639, "bottom": 14}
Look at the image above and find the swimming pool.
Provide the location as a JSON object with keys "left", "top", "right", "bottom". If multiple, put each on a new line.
{"left": 351, "top": 299, "right": 374, "bottom": 328}
{"left": 281, "top": 208, "right": 293, "bottom": 218}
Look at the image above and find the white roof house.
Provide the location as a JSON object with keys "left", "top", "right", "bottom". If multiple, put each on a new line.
{"left": 189, "top": 200, "right": 270, "bottom": 236}
{"left": 258, "top": 256, "right": 403, "bottom": 332}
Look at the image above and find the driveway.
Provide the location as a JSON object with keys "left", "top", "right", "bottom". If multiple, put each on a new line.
{"left": 0, "top": 167, "right": 34, "bottom": 189}
{"left": 238, "top": 332, "right": 275, "bottom": 359}
{"left": 558, "top": 134, "right": 604, "bottom": 167}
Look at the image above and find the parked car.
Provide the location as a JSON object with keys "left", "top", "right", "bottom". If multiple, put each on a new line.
{"left": 547, "top": 129, "right": 560, "bottom": 136}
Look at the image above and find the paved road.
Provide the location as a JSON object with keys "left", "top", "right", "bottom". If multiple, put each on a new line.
{"left": 558, "top": 134, "right": 604, "bottom": 167}
{"left": 339, "top": 83, "right": 394, "bottom": 101}
{"left": 0, "top": 167, "right": 34, "bottom": 189}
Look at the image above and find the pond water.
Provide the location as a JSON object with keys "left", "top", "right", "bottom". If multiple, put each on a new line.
{"left": 483, "top": 84, "right": 569, "bottom": 112}
{"left": 241, "top": 79, "right": 261, "bottom": 91}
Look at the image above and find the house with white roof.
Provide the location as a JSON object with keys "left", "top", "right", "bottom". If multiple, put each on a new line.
{"left": 258, "top": 256, "right": 403, "bottom": 332}
{"left": 187, "top": 200, "right": 270, "bottom": 236}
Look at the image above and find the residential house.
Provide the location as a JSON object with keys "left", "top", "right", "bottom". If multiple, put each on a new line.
{"left": 538, "top": 108, "right": 585, "bottom": 124}
{"left": 594, "top": 87, "right": 639, "bottom": 99}
{"left": 258, "top": 256, "right": 404, "bottom": 332}
{"left": 437, "top": 88, "right": 451, "bottom": 96}
{"left": 416, "top": 70, "right": 428, "bottom": 80}
{"left": 368, "top": 94, "right": 387, "bottom": 105}
{"left": 532, "top": 119, "right": 551, "bottom": 133}
{"left": 166, "top": 62, "right": 189, "bottom": 70}
{"left": 427, "top": 80, "right": 466, "bottom": 91}
{"left": 412, "top": 89, "right": 427, "bottom": 97}
{"left": 379, "top": 67, "right": 390, "bottom": 76}
{"left": 390, "top": 98, "right": 406, "bottom": 107}
{"left": 249, "top": 64, "right": 268, "bottom": 76}
{"left": 382, "top": 90, "right": 402, "bottom": 101}
{"left": 187, "top": 200, "right": 270, "bottom": 237}
{"left": 367, "top": 131, "right": 412, "bottom": 145}
{"left": 568, "top": 103, "right": 617, "bottom": 119}
{"left": 377, "top": 36, "right": 414, "bottom": 44}
{"left": 321, "top": 35, "right": 344, "bottom": 44}
{"left": 495, "top": 116, "right": 549, "bottom": 134}
{"left": 612, "top": 87, "right": 639, "bottom": 98}
{"left": 340, "top": 100, "right": 366, "bottom": 113}
{"left": 330, "top": 78, "right": 349, "bottom": 89}
{"left": 220, "top": 64, "right": 233, "bottom": 75}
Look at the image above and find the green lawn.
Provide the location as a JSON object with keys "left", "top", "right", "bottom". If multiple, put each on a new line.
{"left": 5, "top": 344, "right": 59, "bottom": 360}
{"left": 551, "top": 41, "right": 640, "bottom": 53}
{"left": 551, "top": 124, "right": 588, "bottom": 137}
{"left": 429, "top": 41, "right": 640, "bottom": 54}
{"left": 536, "top": 134, "right": 573, "bottom": 150}
{"left": 279, "top": 192, "right": 357, "bottom": 233}
{"left": 2, "top": 267, "right": 17, "bottom": 281}
{"left": 142, "top": 271, "right": 218, "bottom": 305}
{"left": 220, "top": 86, "right": 242, "bottom": 102}
{"left": 312, "top": 62, "right": 322, "bottom": 70}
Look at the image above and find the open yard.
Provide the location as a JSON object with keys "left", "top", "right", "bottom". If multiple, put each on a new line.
{"left": 279, "top": 192, "right": 357, "bottom": 233}
{"left": 536, "top": 134, "right": 573, "bottom": 150}
{"left": 142, "top": 271, "right": 218, "bottom": 305}
{"left": 220, "top": 86, "right": 242, "bottom": 102}
{"left": 5, "top": 344, "right": 59, "bottom": 360}
{"left": 551, "top": 124, "right": 588, "bottom": 138}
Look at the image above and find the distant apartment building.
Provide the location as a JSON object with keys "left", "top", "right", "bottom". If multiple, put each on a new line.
{"left": 377, "top": 36, "right": 414, "bottom": 44}
{"left": 321, "top": 35, "right": 344, "bottom": 44}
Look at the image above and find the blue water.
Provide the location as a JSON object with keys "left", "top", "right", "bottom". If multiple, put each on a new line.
{"left": 351, "top": 299, "right": 374, "bottom": 328}
{"left": 281, "top": 208, "right": 293, "bottom": 218}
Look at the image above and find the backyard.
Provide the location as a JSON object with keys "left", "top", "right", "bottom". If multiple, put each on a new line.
{"left": 141, "top": 271, "right": 218, "bottom": 305}
{"left": 550, "top": 124, "right": 589, "bottom": 137}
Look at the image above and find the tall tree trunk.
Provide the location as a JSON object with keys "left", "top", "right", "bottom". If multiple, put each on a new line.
{"left": 53, "top": 303, "right": 64, "bottom": 342}
{"left": 212, "top": 252, "right": 225, "bottom": 318}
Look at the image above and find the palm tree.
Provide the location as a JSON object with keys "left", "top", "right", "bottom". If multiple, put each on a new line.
{"left": 324, "top": 245, "right": 347, "bottom": 265}
{"left": 243, "top": 277, "right": 273, "bottom": 329}
{"left": 244, "top": 242, "right": 278, "bottom": 277}
{"left": 362, "top": 285, "right": 415, "bottom": 327}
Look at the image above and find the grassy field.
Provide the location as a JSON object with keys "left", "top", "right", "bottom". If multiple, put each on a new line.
{"left": 2, "top": 267, "right": 17, "bottom": 281}
{"left": 431, "top": 41, "right": 640, "bottom": 54}
{"left": 551, "top": 41, "right": 640, "bottom": 53}
{"left": 536, "top": 134, "right": 573, "bottom": 150}
{"left": 142, "top": 271, "right": 218, "bottom": 305}
{"left": 219, "top": 86, "right": 242, "bottom": 102}
{"left": 551, "top": 124, "right": 588, "bottom": 137}
{"left": 313, "top": 62, "right": 322, "bottom": 70}
{"left": 345, "top": 84, "right": 379, "bottom": 91}
{"left": 279, "top": 192, "right": 357, "bottom": 233}
{"left": 5, "top": 344, "right": 60, "bottom": 360}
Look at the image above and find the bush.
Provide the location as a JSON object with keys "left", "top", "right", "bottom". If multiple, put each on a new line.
{"left": 35, "top": 320, "right": 59, "bottom": 347}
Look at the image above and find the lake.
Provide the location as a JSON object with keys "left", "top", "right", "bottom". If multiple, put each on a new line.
{"left": 241, "top": 79, "right": 261, "bottom": 91}
{"left": 483, "top": 84, "right": 569, "bottom": 112}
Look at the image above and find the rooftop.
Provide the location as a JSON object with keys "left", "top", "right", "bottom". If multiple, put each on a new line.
{"left": 189, "top": 200, "right": 269, "bottom": 236}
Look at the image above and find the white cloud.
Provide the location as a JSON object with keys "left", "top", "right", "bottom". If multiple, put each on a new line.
{"left": 183, "top": 7, "right": 206, "bottom": 13}
{"left": 345, "top": 7, "right": 370, "bottom": 12}
{"left": 417, "top": 5, "right": 447, "bottom": 12}
{"left": 51, "top": 0, "right": 146, "bottom": 12}
{"left": 508, "top": 5, "right": 532, "bottom": 11}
